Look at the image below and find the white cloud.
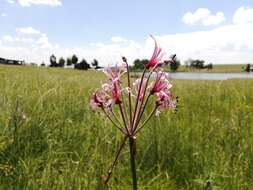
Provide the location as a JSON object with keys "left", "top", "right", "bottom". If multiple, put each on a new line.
{"left": 17, "top": 0, "right": 62, "bottom": 7}
{"left": 2, "top": 35, "right": 35, "bottom": 44}
{"left": 16, "top": 27, "right": 41, "bottom": 35}
{"left": 154, "top": 22, "right": 253, "bottom": 64}
{"left": 182, "top": 8, "right": 225, "bottom": 26}
{"left": 2, "top": 35, "right": 15, "bottom": 42}
{"left": 1, "top": 16, "right": 253, "bottom": 65}
{"left": 36, "top": 34, "right": 53, "bottom": 49}
{"left": 233, "top": 6, "right": 253, "bottom": 24}
{"left": 111, "top": 36, "right": 128, "bottom": 43}
{"left": 1, "top": 13, "right": 7, "bottom": 17}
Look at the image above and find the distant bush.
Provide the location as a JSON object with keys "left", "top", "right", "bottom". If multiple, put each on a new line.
{"left": 49, "top": 54, "right": 57, "bottom": 67}
{"left": 170, "top": 57, "right": 180, "bottom": 72}
{"left": 91, "top": 59, "right": 102, "bottom": 70}
{"left": 130, "top": 59, "right": 148, "bottom": 71}
{"left": 185, "top": 59, "right": 213, "bottom": 70}
{"left": 74, "top": 59, "right": 91, "bottom": 70}
{"left": 58, "top": 57, "right": 65, "bottom": 67}
{"left": 245, "top": 64, "right": 251, "bottom": 72}
{"left": 71, "top": 54, "right": 78, "bottom": 65}
{"left": 66, "top": 57, "right": 72, "bottom": 66}
{"left": 206, "top": 63, "right": 213, "bottom": 69}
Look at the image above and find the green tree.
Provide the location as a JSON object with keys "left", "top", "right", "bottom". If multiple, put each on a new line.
{"left": 206, "top": 63, "right": 213, "bottom": 69}
{"left": 91, "top": 59, "right": 98, "bottom": 68}
{"left": 71, "top": 54, "right": 78, "bottom": 65}
{"left": 59, "top": 57, "right": 65, "bottom": 67}
{"left": 75, "top": 59, "right": 91, "bottom": 70}
{"left": 245, "top": 64, "right": 251, "bottom": 72}
{"left": 66, "top": 57, "right": 72, "bottom": 66}
{"left": 49, "top": 54, "right": 57, "bottom": 67}
{"left": 131, "top": 59, "right": 148, "bottom": 71}
{"left": 170, "top": 58, "right": 180, "bottom": 72}
{"left": 189, "top": 59, "right": 205, "bottom": 69}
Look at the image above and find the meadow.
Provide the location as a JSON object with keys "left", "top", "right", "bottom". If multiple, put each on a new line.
{"left": 0, "top": 65, "right": 253, "bottom": 190}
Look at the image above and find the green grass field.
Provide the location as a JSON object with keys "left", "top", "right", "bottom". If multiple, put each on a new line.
{"left": 0, "top": 65, "right": 253, "bottom": 189}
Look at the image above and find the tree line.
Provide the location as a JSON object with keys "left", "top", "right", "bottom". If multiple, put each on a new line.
{"left": 44, "top": 54, "right": 216, "bottom": 72}
{"left": 130, "top": 56, "right": 180, "bottom": 72}
{"left": 130, "top": 57, "right": 213, "bottom": 71}
{"left": 185, "top": 59, "right": 213, "bottom": 69}
{"left": 47, "top": 54, "right": 101, "bottom": 70}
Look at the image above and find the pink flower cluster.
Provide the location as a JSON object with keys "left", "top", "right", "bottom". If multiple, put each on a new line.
{"left": 90, "top": 35, "right": 178, "bottom": 185}
{"left": 90, "top": 35, "right": 178, "bottom": 136}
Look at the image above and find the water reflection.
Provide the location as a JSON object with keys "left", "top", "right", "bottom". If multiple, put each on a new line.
{"left": 168, "top": 72, "right": 253, "bottom": 80}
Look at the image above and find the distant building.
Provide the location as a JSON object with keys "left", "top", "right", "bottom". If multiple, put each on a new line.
{"left": 0, "top": 57, "right": 25, "bottom": 65}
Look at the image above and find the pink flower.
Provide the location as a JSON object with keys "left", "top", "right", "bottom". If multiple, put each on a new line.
{"left": 150, "top": 72, "right": 172, "bottom": 94}
{"left": 133, "top": 78, "right": 147, "bottom": 101}
{"left": 112, "top": 83, "right": 122, "bottom": 104}
{"left": 103, "top": 64, "right": 126, "bottom": 84}
{"left": 101, "top": 83, "right": 122, "bottom": 104}
{"left": 90, "top": 90, "right": 112, "bottom": 110}
{"left": 155, "top": 91, "right": 177, "bottom": 115}
{"left": 146, "top": 36, "right": 164, "bottom": 69}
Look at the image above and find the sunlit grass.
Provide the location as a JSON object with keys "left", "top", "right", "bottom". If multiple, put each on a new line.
{"left": 0, "top": 65, "right": 252, "bottom": 189}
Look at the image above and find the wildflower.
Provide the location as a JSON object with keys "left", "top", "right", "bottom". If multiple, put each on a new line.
{"left": 103, "top": 64, "right": 126, "bottom": 84}
{"left": 90, "top": 35, "right": 177, "bottom": 189}
{"left": 90, "top": 90, "right": 112, "bottom": 110}
{"left": 155, "top": 91, "right": 178, "bottom": 115}
{"left": 112, "top": 83, "right": 122, "bottom": 104}
{"left": 150, "top": 71, "right": 172, "bottom": 94}
{"left": 146, "top": 35, "right": 164, "bottom": 69}
{"left": 133, "top": 78, "right": 147, "bottom": 101}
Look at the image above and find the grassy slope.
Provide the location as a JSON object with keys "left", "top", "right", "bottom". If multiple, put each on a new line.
{"left": 0, "top": 65, "right": 253, "bottom": 189}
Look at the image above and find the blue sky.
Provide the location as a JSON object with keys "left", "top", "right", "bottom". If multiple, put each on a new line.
{"left": 1, "top": 0, "right": 253, "bottom": 65}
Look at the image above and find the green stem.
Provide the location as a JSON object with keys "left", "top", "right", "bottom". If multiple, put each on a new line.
{"left": 103, "top": 135, "right": 128, "bottom": 184}
{"left": 134, "top": 106, "right": 158, "bottom": 134}
{"left": 129, "top": 137, "right": 137, "bottom": 190}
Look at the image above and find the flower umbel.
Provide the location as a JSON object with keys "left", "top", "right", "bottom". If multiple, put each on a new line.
{"left": 90, "top": 36, "right": 178, "bottom": 190}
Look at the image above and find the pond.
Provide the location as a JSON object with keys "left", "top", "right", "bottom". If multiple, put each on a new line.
{"left": 168, "top": 72, "right": 253, "bottom": 80}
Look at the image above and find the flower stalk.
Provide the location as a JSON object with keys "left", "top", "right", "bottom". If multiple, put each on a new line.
{"left": 129, "top": 136, "right": 137, "bottom": 190}
{"left": 90, "top": 35, "right": 178, "bottom": 190}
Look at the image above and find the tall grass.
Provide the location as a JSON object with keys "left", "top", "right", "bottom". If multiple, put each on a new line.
{"left": 0, "top": 65, "right": 252, "bottom": 189}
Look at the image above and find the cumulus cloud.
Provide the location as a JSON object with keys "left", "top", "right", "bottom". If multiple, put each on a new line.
{"left": 2, "top": 35, "right": 15, "bottom": 42}
{"left": 182, "top": 8, "right": 225, "bottom": 26}
{"left": 17, "top": 0, "right": 62, "bottom": 7}
{"left": 2, "top": 35, "right": 36, "bottom": 43}
{"left": 111, "top": 36, "right": 128, "bottom": 43}
{"left": 233, "top": 6, "right": 253, "bottom": 24}
{"left": 16, "top": 27, "right": 41, "bottom": 35}
{"left": 36, "top": 34, "right": 55, "bottom": 49}
{"left": 155, "top": 23, "right": 253, "bottom": 63}
{"left": 1, "top": 13, "right": 253, "bottom": 65}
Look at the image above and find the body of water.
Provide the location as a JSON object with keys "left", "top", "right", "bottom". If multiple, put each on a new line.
{"left": 168, "top": 72, "right": 253, "bottom": 80}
